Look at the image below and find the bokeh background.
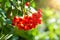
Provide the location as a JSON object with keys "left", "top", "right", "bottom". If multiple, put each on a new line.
{"left": 0, "top": 0, "right": 60, "bottom": 40}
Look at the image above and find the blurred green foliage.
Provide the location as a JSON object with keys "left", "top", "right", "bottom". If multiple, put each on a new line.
{"left": 0, "top": 0, "right": 60, "bottom": 40}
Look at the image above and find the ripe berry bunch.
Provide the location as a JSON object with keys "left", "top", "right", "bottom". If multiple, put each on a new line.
{"left": 12, "top": 9, "right": 42, "bottom": 31}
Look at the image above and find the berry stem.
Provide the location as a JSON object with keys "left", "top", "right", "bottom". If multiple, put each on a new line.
{"left": 21, "top": 0, "right": 25, "bottom": 15}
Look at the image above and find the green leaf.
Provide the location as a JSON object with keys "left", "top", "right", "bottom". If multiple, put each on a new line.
{"left": 31, "top": 2, "right": 35, "bottom": 8}
{"left": 5, "top": 1, "right": 11, "bottom": 8}
{"left": 0, "top": 0, "right": 2, "bottom": 2}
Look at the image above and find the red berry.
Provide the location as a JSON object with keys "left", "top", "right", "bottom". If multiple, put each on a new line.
{"left": 25, "top": 2, "right": 30, "bottom": 6}
{"left": 30, "top": 23, "right": 34, "bottom": 28}
{"left": 38, "top": 9, "right": 42, "bottom": 13}
{"left": 19, "top": 17, "right": 23, "bottom": 21}
{"left": 24, "top": 15, "right": 28, "bottom": 19}
{"left": 24, "top": 25, "right": 29, "bottom": 30}
{"left": 14, "top": 16, "right": 20, "bottom": 22}
{"left": 18, "top": 26, "right": 23, "bottom": 30}
{"left": 37, "top": 19, "right": 41, "bottom": 24}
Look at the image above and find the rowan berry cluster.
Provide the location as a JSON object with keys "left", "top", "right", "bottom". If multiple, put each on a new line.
{"left": 12, "top": 2, "right": 42, "bottom": 30}
{"left": 12, "top": 9, "right": 42, "bottom": 30}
